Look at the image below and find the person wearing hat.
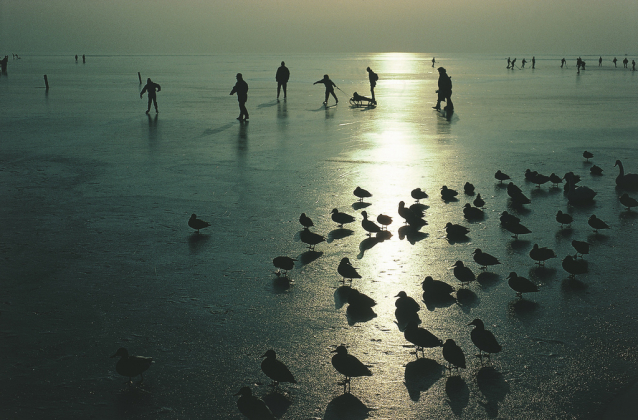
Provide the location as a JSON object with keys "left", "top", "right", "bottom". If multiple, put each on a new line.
{"left": 433, "top": 67, "right": 453, "bottom": 111}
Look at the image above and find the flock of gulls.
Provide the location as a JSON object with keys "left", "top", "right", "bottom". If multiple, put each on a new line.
{"left": 114, "top": 152, "right": 638, "bottom": 419}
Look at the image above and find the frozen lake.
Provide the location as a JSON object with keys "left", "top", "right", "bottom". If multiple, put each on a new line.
{"left": 1, "top": 53, "right": 638, "bottom": 419}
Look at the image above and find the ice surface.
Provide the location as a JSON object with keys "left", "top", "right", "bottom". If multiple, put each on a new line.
{"left": 1, "top": 53, "right": 638, "bottom": 419}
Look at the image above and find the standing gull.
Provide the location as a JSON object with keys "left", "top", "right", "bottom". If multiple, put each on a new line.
{"left": 188, "top": 214, "right": 211, "bottom": 234}
{"left": 468, "top": 319, "right": 502, "bottom": 359}
{"left": 331, "top": 208, "right": 355, "bottom": 228}
{"left": 331, "top": 345, "right": 372, "bottom": 393}
{"left": 261, "top": 349, "right": 297, "bottom": 387}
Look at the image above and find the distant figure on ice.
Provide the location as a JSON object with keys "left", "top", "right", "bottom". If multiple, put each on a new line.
{"left": 432, "top": 57, "right": 436, "bottom": 67}
{"left": 521, "top": 58, "right": 527, "bottom": 68}
{"left": 613, "top": 57, "right": 617, "bottom": 67}
{"left": 276, "top": 61, "right": 289, "bottom": 101}
{"left": 367, "top": 67, "right": 378, "bottom": 104}
{"left": 82, "top": 54, "right": 85, "bottom": 63}
{"left": 623, "top": 58, "right": 629, "bottom": 68}
{"left": 511, "top": 58, "right": 517, "bottom": 69}
{"left": 230, "top": 73, "right": 249, "bottom": 121}
{"left": 0, "top": 55, "right": 8, "bottom": 73}
{"left": 140, "top": 78, "right": 161, "bottom": 114}
{"left": 75, "top": 55, "right": 78, "bottom": 62}
{"left": 507, "top": 57, "right": 511, "bottom": 68}
{"left": 313, "top": 74, "right": 338, "bottom": 106}
{"left": 433, "top": 67, "right": 453, "bottom": 111}
{"left": 599, "top": 56, "right": 602, "bottom": 66}
{"left": 532, "top": 56, "right": 535, "bottom": 69}
{"left": 632, "top": 60, "right": 636, "bottom": 71}
{"left": 561, "top": 58, "right": 566, "bottom": 68}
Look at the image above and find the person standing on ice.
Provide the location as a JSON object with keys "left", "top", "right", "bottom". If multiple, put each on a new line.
{"left": 140, "top": 78, "right": 161, "bottom": 114}
{"left": 433, "top": 67, "right": 453, "bottom": 111}
{"left": 313, "top": 74, "right": 338, "bottom": 105}
{"left": 367, "top": 67, "right": 378, "bottom": 104}
{"left": 276, "top": 61, "right": 289, "bottom": 101}
{"left": 230, "top": 73, "right": 249, "bottom": 121}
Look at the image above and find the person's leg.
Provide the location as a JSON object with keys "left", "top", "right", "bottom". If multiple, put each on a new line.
{"left": 331, "top": 91, "right": 338, "bottom": 103}
{"left": 277, "top": 83, "right": 281, "bottom": 99}
{"left": 147, "top": 97, "right": 152, "bottom": 113}
{"left": 282, "top": 83, "right": 287, "bottom": 99}
{"left": 153, "top": 97, "right": 158, "bottom": 112}
{"left": 370, "top": 85, "right": 375, "bottom": 102}
{"left": 241, "top": 102, "right": 248, "bottom": 120}
{"left": 324, "top": 91, "right": 329, "bottom": 104}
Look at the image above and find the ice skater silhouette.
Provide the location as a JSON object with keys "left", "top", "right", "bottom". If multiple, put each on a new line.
{"left": 313, "top": 74, "right": 338, "bottom": 105}
{"left": 367, "top": 67, "right": 378, "bottom": 104}
{"left": 276, "top": 61, "right": 289, "bottom": 100}
{"left": 230, "top": 73, "right": 249, "bottom": 121}
{"left": 433, "top": 67, "right": 453, "bottom": 111}
{"left": 140, "top": 78, "right": 161, "bottom": 113}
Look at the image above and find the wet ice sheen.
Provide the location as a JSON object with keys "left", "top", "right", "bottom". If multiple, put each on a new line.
{"left": 1, "top": 53, "right": 638, "bottom": 419}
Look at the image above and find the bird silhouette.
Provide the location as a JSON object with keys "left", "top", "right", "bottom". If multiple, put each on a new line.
{"left": 463, "top": 203, "right": 484, "bottom": 220}
{"left": 507, "top": 272, "right": 539, "bottom": 298}
{"left": 398, "top": 201, "right": 426, "bottom": 227}
{"left": 452, "top": 261, "right": 476, "bottom": 286}
{"left": 472, "top": 248, "right": 501, "bottom": 269}
{"left": 272, "top": 256, "right": 296, "bottom": 276}
{"left": 615, "top": 160, "right": 638, "bottom": 189}
{"left": 583, "top": 150, "right": 594, "bottom": 162}
{"left": 403, "top": 320, "right": 443, "bottom": 358}
{"left": 590, "top": 165, "right": 603, "bottom": 176}
{"left": 338, "top": 257, "right": 362, "bottom": 282}
{"left": 502, "top": 220, "right": 531, "bottom": 239}
{"left": 473, "top": 193, "right": 485, "bottom": 208}
{"left": 495, "top": 170, "right": 511, "bottom": 183}
{"left": 331, "top": 208, "right": 355, "bottom": 228}
{"left": 261, "top": 349, "right": 297, "bottom": 386}
{"left": 354, "top": 186, "right": 372, "bottom": 202}
{"left": 529, "top": 244, "right": 557, "bottom": 266}
{"left": 443, "top": 339, "right": 466, "bottom": 370}
{"left": 446, "top": 222, "right": 469, "bottom": 239}
{"left": 300, "top": 229, "right": 325, "bottom": 250}
{"left": 464, "top": 182, "right": 475, "bottom": 195}
{"left": 111, "top": 348, "right": 153, "bottom": 384}
{"left": 411, "top": 188, "right": 428, "bottom": 203}
{"left": 422, "top": 276, "right": 455, "bottom": 301}
{"left": 299, "top": 213, "right": 313, "bottom": 229}
{"left": 188, "top": 214, "right": 211, "bottom": 234}
{"left": 234, "top": 387, "right": 276, "bottom": 420}
{"left": 395, "top": 291, "right": 420, "bottom": 313}
{"left": 376, "top": 214, "right": 393, "bottom": 230}
{"left": 564, "top": 173, "right": 597, "bottom": 204}
{"left": 571, "top": 240, "right": 590, "bottom": 259}
{"left": 468, "top": 319, "right": 502, "bottom": 358}
{"left": 619, "top": 193, "right": 638, "bottom": 211}
{"left": 562, "top": 255, "right": 587, "bottom": 278}
{"left": 556, "top": 210, "right": 573, "bottom": 228}
{"left": 441, "top": 185, "right": 459, "bottom": 200}
{"left": 588, "top": 215, "right": 609, "bottom": 233}
{"left": 500, "top": 211, "right": 520, "bottom": 226}
{"left": 361, "top": 211, "right": 381, "bottom": 236}
{"left": 331, "top": 345, "right": 372, "bottom": 393}
{"left": 549, "top": 173, "right": 563, "bottom": 188}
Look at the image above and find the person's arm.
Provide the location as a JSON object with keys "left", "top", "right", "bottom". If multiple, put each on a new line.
{"left": 230, "top": 84, "right": 237, "bottom": 95}
{"left": 140, "top": 85, "right": 147, "bottom": 98}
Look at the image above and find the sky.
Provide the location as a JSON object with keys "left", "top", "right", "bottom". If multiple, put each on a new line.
{"left": 2, "top": 0, "right": 638, "bottom": 55}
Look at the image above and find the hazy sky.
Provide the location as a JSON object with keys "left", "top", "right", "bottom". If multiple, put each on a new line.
{"left": 2, "top": 0, "right": 637, "bottom": 55}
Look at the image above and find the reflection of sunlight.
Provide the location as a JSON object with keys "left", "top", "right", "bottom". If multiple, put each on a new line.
{"left": 371, "top": 53, "right": 430, "bottom": 76}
